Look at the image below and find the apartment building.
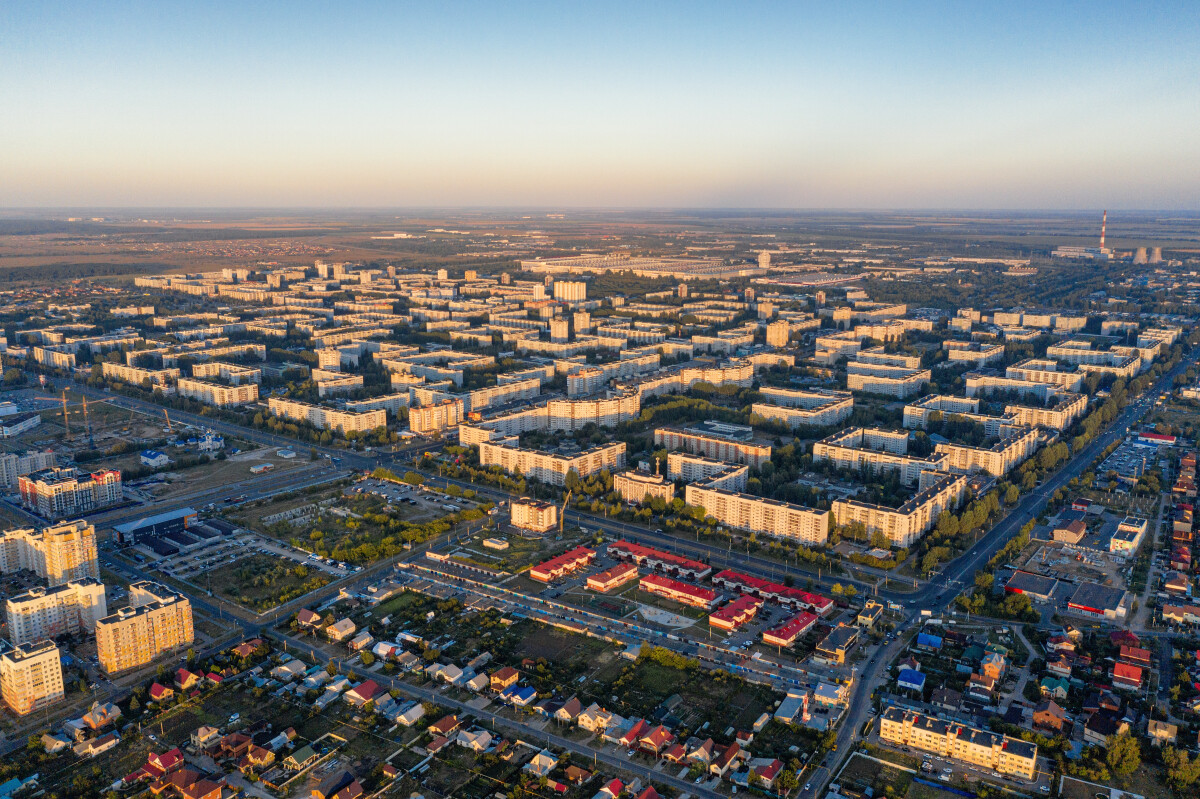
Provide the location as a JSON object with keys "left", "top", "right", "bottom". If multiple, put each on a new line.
{"left": 1003, "top": 393, "right": 1087, "bottom": 431}
{"left": 190, "top": 361, "right": 262, "bottom": 384}
{"left": 176, "top": 377, "right": 260, "bottom": 407}
{"left": 846, "top": 361, "right": 930, "bottom": 399}
{"left": 462, "top": 377, "right": 542, "bottom": 412}
{"left": 0, "top": 520, "right": 99, "bottom": 585}
{"left": 267, "top": 398, "right": 386, "bottom": 435}
{"left": 684, "top": 484, "right": 830, "bottom": 545}
{"left": 902, "top": 395, "right": 1007, "bottom": 434}
{"left": 963, "top": 373, "right": 1057, "bottom": 402}
{"left": 552, "top": 280, "right": 587, "bottom": 302}
{"left": 813, "top": 427, "right": 948, "bottom": 485}
{"left": 479, "top": 439, "right": 626, "bottom": 486}
{"left": 935, "top": 427, "right": 1040, "bottom": 477}
{"left": 613, "top": 470, "right": 675, "bottom": 505}
{"left": 96, "top": 582, "right": 194, "bottom": 675}
{"left": 880, "top": 707, "right": 1037, "bottom": 780}
{"left": 654, "top": 426, "right": 771, "bottom": 469}
{"left": 666, "top": 452, "right": 749, "bottom": 492}
{"left": 410, "top": 399, "right": 464, "bottom": 436}
{"left": 943, "top": 341, "right": 1005, "bottom": 367}
{"left": 751, "top": 387, "right": 853, "bottom": 429}
{"left": 765, "top": 319, "right": 790, "bottom": 348}
{"left": 17, "top": 467, "right": 121, "bottom": 519}
{"left": 832, "top": 472, "right": 967, "bottom": 548}
{"left": 312, "top": 369, "right": 364, "bottom": 397}
{"left": 471, "top": 392, "right": 642, "bottom": 436}
{"left": 856, "top": 347, "right": 922, "bottom": 369}
{"left": 0, "top": 450, "right": 57, "bottom": 490}
{"left": 100, "top": 362, "right": 181, "bottom": 386}
{"left": 0, "top": 640, "right": 65, "bottom": 716}
{"left": 510, "top": 498, "right": 558, "bottom": 533}
{"left": 5, "top": 578, "right": 107, "bottom": 645}
{"left": 1005, "top": 359, "right": 1084, "bottom": 393}
{"left": 565, "top": 355, "right": 658, "bottom": 397}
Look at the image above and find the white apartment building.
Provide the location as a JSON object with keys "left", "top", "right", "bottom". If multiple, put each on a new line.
{"left": 268, "top": 398, "right": 386, "bottom": 435}
{"left": 311, "top": 368, "right": 364, "bottom": 397}
{"left": 934, "top": 427, "right": 1040, "bottom": 477}
{"left": 813, "top": 427, "right": 948, "bottom": 485}
{"left": 410, "top": 399, "right": 464, "bottom": 436}
{"left": 1005, "top": 359, "right": 1084, "bottom": 393}
{"left": 0, "top": 520, "right": 99, "bottom": 586}
{"left": 176, "top": 377, "right": 259, "bottom": 407}
{"left": 666, "top": 452, "right": 749, "bottom": 491}
{"left": 963, "top": 373, "right": 1057, "bottom": 402}
{"left": 510, "top": 499, "right": 558, "bottom": 532}
{"left": 683, "top": 484, "right": 830, "bottom": 545}
{"left": 479, "top": 440, "right": 626, "bottom": 486}
{"left": 1003, "top": 393, "right": 1087, "bottom": 430}
{"left": 462, "top": 377, "right": 542, "bottom": 412}
{"left": 613, "top": 471, "right": 675, "bottom": 505}
{"left": 943, "top": 341, "right": 1005, "bottom": 367}
{"left": 470, "top": 392, "right": 642, "bottom": 436}
{"left": 856, "top": 347, "right": 922, "bottom": 369}
{"left": 190, "top": 361, "right": 262, "bottom": 384}
{"left": 751, "top": 387, "right": 854, "bottom": 430}
{"left": 345, "top": 392, "right": 410, "bottom": 415}
{"left": 0, "top": 640, "right": 65, "bottom": 716}
{"left": 846, "top": 361, "right": 931, "bottom": 399}
{"left": 832, "top": 472, "right": 967, "bottom": 548}
{"left": 100, "top": 362, "right": 181, "bottom": 386}
{"left": 5, "top": 578, "right": 107, "bottom": 645}
{"left": 0, "top": 450, "right": 57, "bottom": 490}
{"left": 552, "top": 281, "right": 587, "bottom": 302}
{"left": 654, "top": 426, "right": 772, "bottom": 469}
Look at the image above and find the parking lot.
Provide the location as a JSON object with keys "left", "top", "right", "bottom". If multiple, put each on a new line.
{"left": 144, "top": 526, "right": 355, "bottom": 583}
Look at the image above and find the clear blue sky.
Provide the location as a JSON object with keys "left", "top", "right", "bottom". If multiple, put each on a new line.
{"left": 2, "top": 1, "right": 1198, "bottom": 208}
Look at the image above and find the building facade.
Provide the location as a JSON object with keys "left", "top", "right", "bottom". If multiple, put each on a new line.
{"left": 5, "top": 578, "right": 107, "bottom": 645}
{"left": 0, "top": 520, "right": 99, "bottom": 585}
{"left": 18, "top": 468, "right": 122, "bottom": 519}
{"left": 95, "top": 582, "right": 194, "bottom": 675}
{"left": 0, "top": 640, "right": 65, "bottom": 716}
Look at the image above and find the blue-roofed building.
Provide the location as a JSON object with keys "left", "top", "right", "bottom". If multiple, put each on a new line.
{"left": 509, "top": 686, "right": 537, "bottom": 706}
{"left": 140, "top": 450, "right": 171, "bottom": 468}
{"left": 898, "top": 669, "right": 926, "bottom": 692}
{"left": 916, "top": 632, "right": 943, "bottom": 650}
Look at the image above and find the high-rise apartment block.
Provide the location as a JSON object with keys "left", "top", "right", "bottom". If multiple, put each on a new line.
{"left": 18, "top": 467, "right": 122, "bottom": 519}
{"left": 5, "top": 578, "right": 107, "bottom": 645}
{"left": 95, "top": 582, "right": 194, "bottom": 675}
{"left": 0, "top": 640, "right": 65, "bottom": 716}
{"left": 0, "top": 520, "right": 99, "bottom": 586}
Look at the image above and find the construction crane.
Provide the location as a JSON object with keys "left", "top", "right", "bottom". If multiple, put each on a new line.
{"left": 81, "top": 395, "right": 95, "bottom": 449}
{"left": 163, "top": 408, "right": 172, "bottom": 433}
{"left": 60, "top": 390, "right": 70, "bottom": 434}
{"left": 559, "top": 489, "right": 572, "bottom": 533}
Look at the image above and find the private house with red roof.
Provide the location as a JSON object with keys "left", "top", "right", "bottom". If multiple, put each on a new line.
{"left": 1045, "top": 656, "right": 1072, "bottom": 679}
{"left": 750, "top": 758, "right": 784, "bottom": 788}
{"left": 618, "top": 719, "right": 650, "bottom": 748}
{"left": 1112, "top": 661, "right": 1143, "bottom": 690}
{"left": 296, "top": 609, "right": 322, "bottom": 629}
{"left": 148, "top": 683, "right": 175, "bottom": 703}
{"left": 638, "top": 725, "right": 675, "bottom": 754}
{"left": 218, "top": 732, "right": 253, "bottom": 760}
{"left": 344, "top": 680, "right": 382, "bottom": 707}
{"left": 239, "top": 744, "right": 276, "bottom": 773}
{"left": 490, "top": 666, "right": 519, "bottom": 691}
{"left": 231, "top": 639, "right": 264, "bottom": 659}
{"left": 636, "top": 788, "right": 661, "bottom": 799}
{"left": 175, "top": 669, "right": 202, "bottom": 691}
{"left": 595, "top": 779, "right": 623, "bottom": 799}
{"left": 147, "top": 768, "right": 201, "bottom": 796}
{"left": 709, "top": 742, "right": 742, "bottom": 777}
{"left": 1119, "top": 645, "right": 1153, "bottom": 667}
{"left": 428, "top": 715, "right": 460, "bottom": 736}
{"left": 1110, "top": 630, "right": 1140, "bottom": 648}
{"left": 708, "top": 595, "right": 763, "bottom": 632}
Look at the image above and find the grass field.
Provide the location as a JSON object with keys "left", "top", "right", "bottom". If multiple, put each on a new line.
{"left": 838, "top": 753, "right": 915, "bottom": 797}
{"left": 210, "top": 552, "right": 331, "bottom": 611}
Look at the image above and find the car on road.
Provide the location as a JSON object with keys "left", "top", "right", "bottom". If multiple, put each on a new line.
{"left": 804, "top": 784, "right": 811, "bottom": 791}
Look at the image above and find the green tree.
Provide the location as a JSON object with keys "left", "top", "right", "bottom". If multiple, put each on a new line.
{"left": 1105, "top": 732, "right": 1140, "bottom": 778}
{"left": 1163, "top": 746, "right": 1200, "bottom": 791}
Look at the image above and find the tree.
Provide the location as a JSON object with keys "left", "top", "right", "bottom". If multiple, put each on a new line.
{"left": 129, "top": 695, "right": 140, "bottom": 711}
{"left": 1005, "top": 485, "right": 1020, "bottom": 505}
{"left": 1105, "top": 732, "right": 1140, "bottom": 777}
{"left": 1163, "top": 746, "right": 1200, "bottom": 791}
{"left": 360, "top": 651, "right": 376, "bottom": 667}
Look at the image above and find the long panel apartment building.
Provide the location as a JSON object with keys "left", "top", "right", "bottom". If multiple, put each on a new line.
{"left": 1004, "top": 393, "right": 1087, "bottom": 430}
{"left": 100, "top": 361, "right": 181, "bottom": 386}
{"left": 654, "top": 426, "right": 771, "bottom": 469}
{"left": 751, "top": 387, "right": 854, "bottom": 429}
{"left": 812, "top": 427, "right": 948, "bottom": 485}
{"left": 934, "top": 427, "right": 1040, "bottom": 477}
{"left": 0, "top": 520, "right": 99, "bottom": 585}
{"left": 880, "top": 707, "right": 1037, "bottom": 780}
{"left": 0, "top": 450, "right": 57, "bottom": 489}
{"left": 832, "top": 472, "right": 967, "bottom": 548}
{"left": 176, "top": 377, "right": 260, "bottom": 406}
{"left": 845, "top": 361, "right": 931, "bottom": 398}
{"left": 268, "top": 397, "right": 386, "bottom": 434}
{"left": 478, "top": 439, "right": 626, "bottom": 487}
{"left": 95, "top": 581, "right": 194, "bottom": 675}
{"left": 684, "top": 483, "right": 830, "bottom": 545}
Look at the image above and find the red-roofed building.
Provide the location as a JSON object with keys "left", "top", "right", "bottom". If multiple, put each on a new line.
{"left": 762, "top": 611, "right": 818, "bottom": 647}
{"left": 638, "top": 724, "right": 675, "bottom": 754}
{"left": 597, "top": 779, "right": 623, "bottom": 799}
{"left": 175, "top": 669, "right": 202, "bottom": 691}
{"left": 708, "top": 595, "right": 763, "bottom": 631}
{"left": 149, "top": 683, "right": 174, "bottom": 703}
{"left": 587, "top": 562, "right": 639, "bottom": 593}
{"left": 711, "top": 569, "right": 833, "bottom": 615}
{"left": 344, "top": 680, "right": 381, "bottom": 707}
{"left": 639, "top": 574, "right": 717, "bottom": 609}
{"left": 1119, "top": 645, "right": 1153, "bottom": 667}
{"left": 296, "top": 609, "right": 322, "bottom": 629}
{"left": 1110, "top": 630, "right": 1140, "bottom": 648}
{"left": 1112, "top": 662, "right": 1143, "bottom": 690}
{"left": 529, "top": 546, "right": 595, "bottom": 583}
{"left": 607, "top": 540, "right": 712, "bottom": 580}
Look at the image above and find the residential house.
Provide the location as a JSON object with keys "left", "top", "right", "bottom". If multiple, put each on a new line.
{"left": 1040, "top": 677, "right": 1069, "bottom": 700}
{"left": 296, "top": 609, "right": 322, "bottom": 630}
{"left": 578, "top": 703, "right": 615, "bottom": 733}
{"left": 710, "top": 742, "right": 742, "bottom": 777}
{"left": 524, "top": 750, "right": 559, "bottom": 777}
{"left": 980, "top": 653, "right": 1006, "bottom": 680}
{"left": 283, "top": 745, "right": 318, "bottom": 771}
{"left": 396, "top": 704, "right": 425, "bottom": 727}
{"left": 1148, "top": 719, "right": 1178, "bottom": 746}
{"left": 149, "top": 683, "right": 175, "bottom": 703}
{"left": 190, "top": 726, "right": 220, "bottom": 750}
{"left": 326, "top": 618, "right": 356, "bottom": 643}
{"left": 427, "top": 715, "right": 460, "bottom": 737}
{"left": 491, "top": 666, "right": 519, "bottom": 691}
{"left": 343, "top": 680, "right": 382, "bottom": 707}
{"left": 312, "top": 770, "right": 362, "bottom": 799}
{"left": 1046, "top": 656, "right": 1072, "bottom": 679}
{"left": 1033, "top": 701, "right": 1070, "bottom": 733}
{"left": 638, "top": 725, "right": 675, "bottom": 754}
{"left": 175, "top": 669, "right": 202, "bottom": 691}
{"left": 594, "top": 779, "right": 623, "bottom": 799}
{"left": 1084, "top": 711, "right": 1129, "bottom": 745}
{"left": 749, "top": 758, "right": 783, "bottom": 789}
{"left": 1111, "top": 662, "right": 1143, "bottom": 690}
{"left": 556, "top": 696, "right": 583, "bottom": 723}
{"left": 74, "top": 732, "right": 119, "bottom": 757}
{"left": 457, "top": 729, "right": 493, "bottom": 753}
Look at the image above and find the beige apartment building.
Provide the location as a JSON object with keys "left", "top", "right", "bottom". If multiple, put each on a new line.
{"left": 176, "top": 377, "right": 259, "bottom": 407}
{"left": 683, "top": 484, "right": 830, "bottom": 545}
{"left": 765, "top": 319, "right": 790, "bottom": 348}
{"left": 613, "top": 470, "right": 675, "bottom": 505}
{"left": 902, "top": 395, "right": 1006, "bottom": 434}
{"left": 0, "top": 640, "right": 65, "bottom": 716}
{"left": 813, "top": 427, "right": 948, "bottom": 485}
{"left": 5, "top": 578, "right": 107, "bottom": 645}
{"left": 751, "top": 387, "right": 854, "bottom": 429}
{"left": 963, "top": 373, "right": 1057, "bottom": 402}
{"left": 510, "top": 498, "right": 558, "bottom": 532}
{"left": 856, "top": 347, "right": 922, "bottom": 369}
{"left": 846, "top": 361, "right": 931, "bottom": 399}
{"left": 410, "top": 398, "right": 464, "bottom": 436}
{"left": 832, "top": 472, "right": 967, "bottom": 548}
{"left": 0, "top": 520, "right": 99, "bottom": 586}
{"left": 943, "top": 341, "right": 1005, "bottom": 367}
{"left": 654, "top": 427, "right": 772, "bottom": 469}
{"left": 1001, "top": 393, "right": 1087, "bottom": 431}
{"left": 935, "top": 427, "right": 1039, "bottom": 477}
{"left": 479, "top": 440, "right": 626, "bottom": 487}
{"left": 268, "top": 397, "right": 386, "bottom": 435}
{"left": 96, "top": 582, "right": 194, "bottom": 675}
{"left": 666, "top": 452, "right": 749, "bottom": 491}
{"left": 880, "top": 707, "right": 1037, "bottom": 780}
{"left": 0, "top": 450, "right": 58, "bottom": 490}
{"left": 100, "top": 362, "right": 181, "bottom": 386}
{"left": 1005, "top": 359, "right": 1084, "bottom": 393}
{"left": 190, "top": 361, "right": 262, "bottom": 384}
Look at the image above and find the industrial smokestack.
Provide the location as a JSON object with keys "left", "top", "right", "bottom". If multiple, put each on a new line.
{"left": 1100, "top": 210, "right": 1107, "bottom": 250}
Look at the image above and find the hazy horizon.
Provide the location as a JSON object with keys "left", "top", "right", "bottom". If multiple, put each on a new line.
{"left": 4, "top": 1, "right": 1199, "bottom": 209}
